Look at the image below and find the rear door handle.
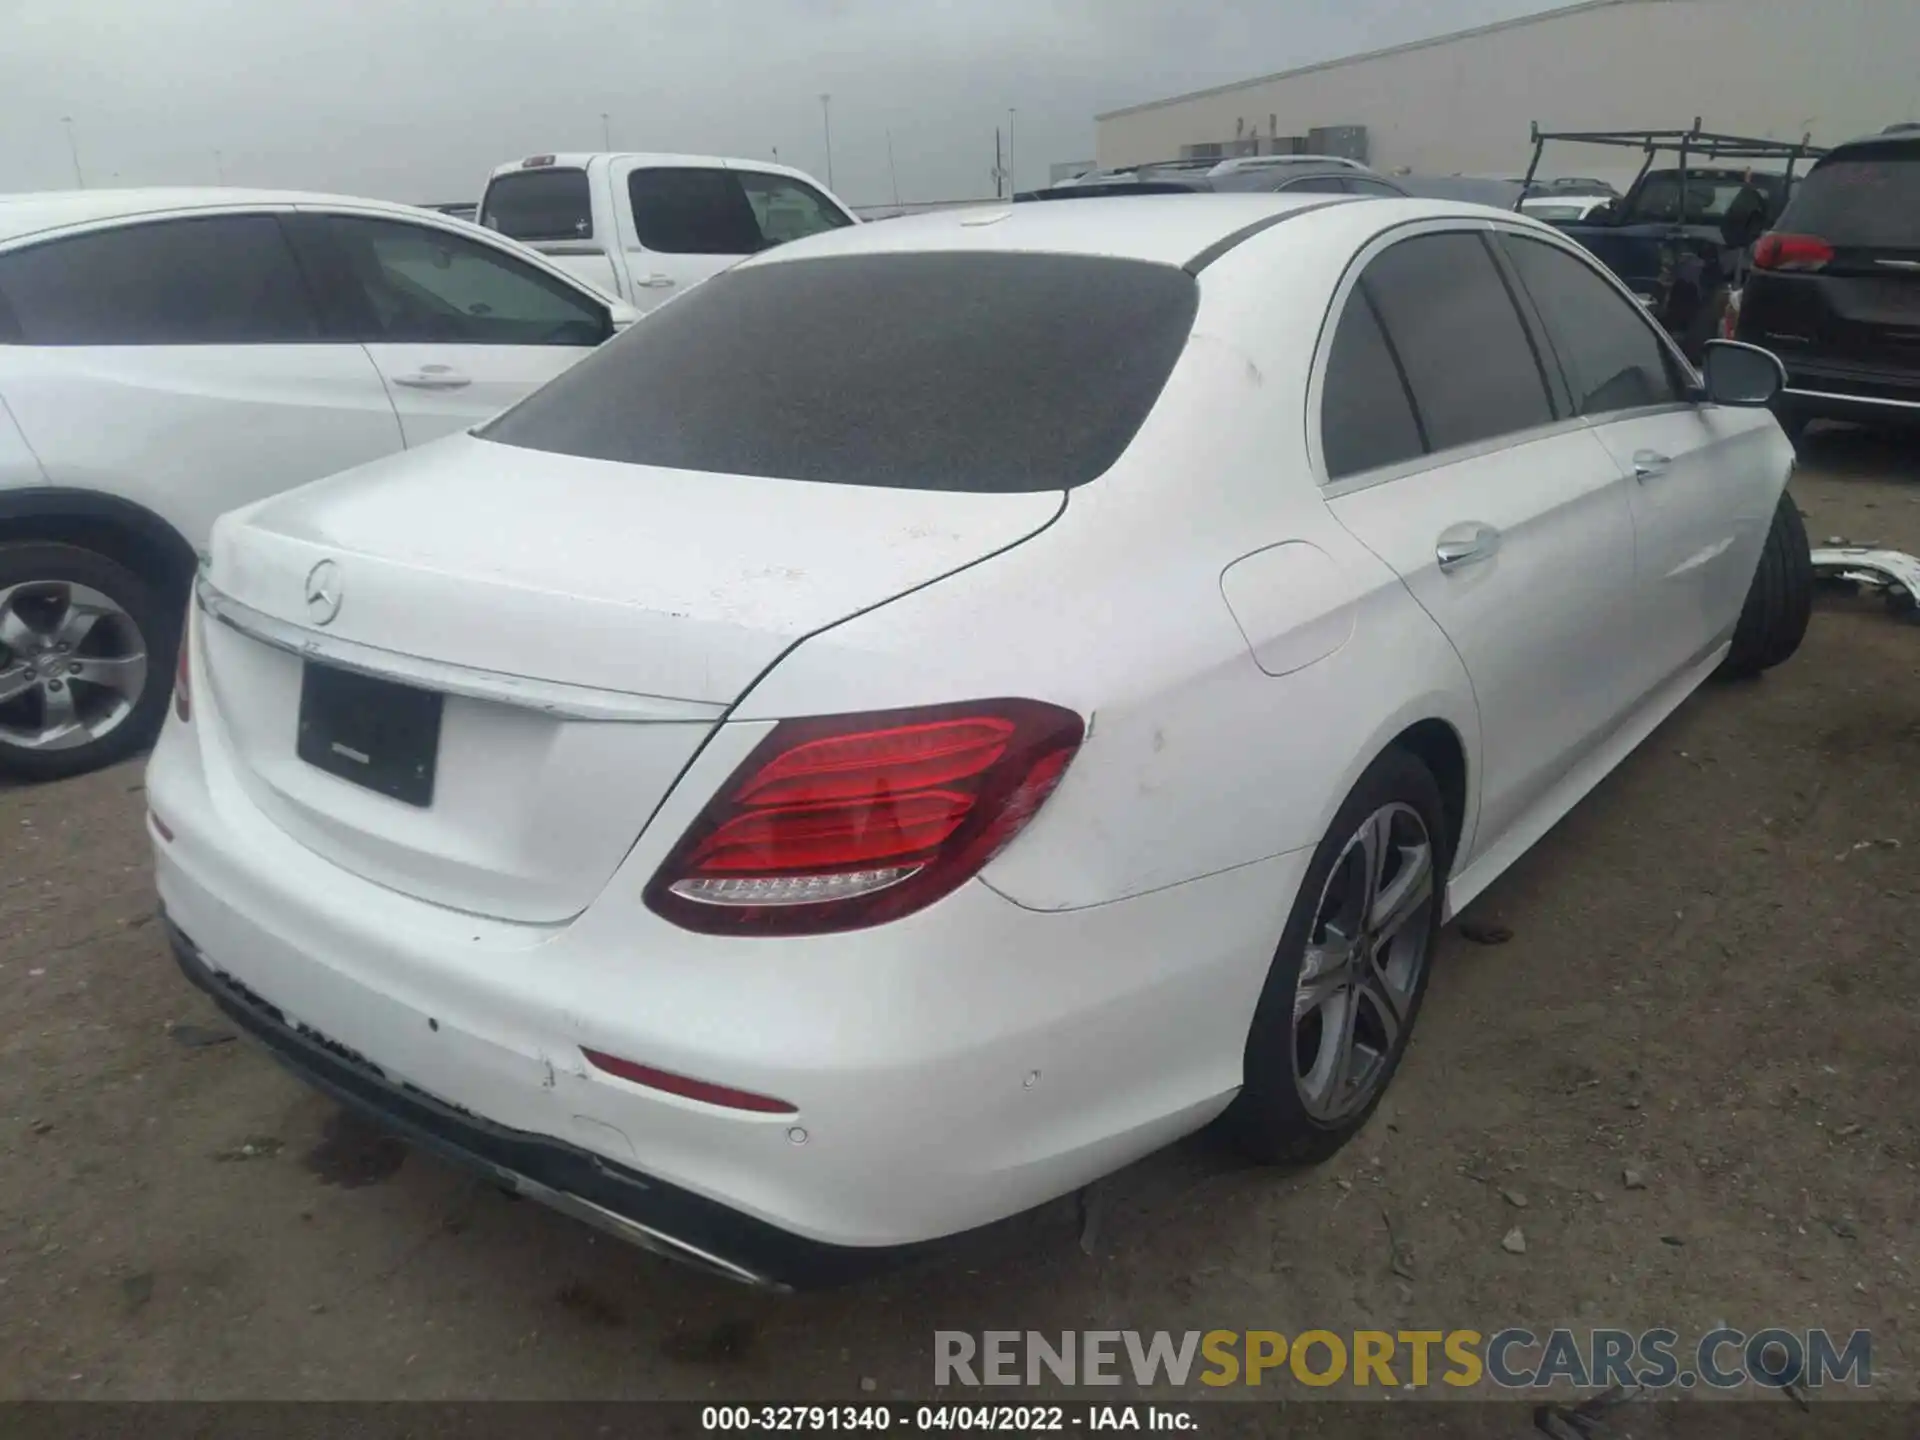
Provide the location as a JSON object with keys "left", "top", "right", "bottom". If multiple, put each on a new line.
{"left": 1436, "top": 522, "right": 1502, "bottom": 573}
{"left": 1632, "top": 449, "right": 1672, "bottom": 481}
{"left": 635, "top": 273, "right": 677, "bottom": 289}
{"left": 392, "top": 365, "right": 472, "bottom": 391}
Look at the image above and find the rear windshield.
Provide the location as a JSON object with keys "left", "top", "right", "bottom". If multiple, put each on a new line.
{"left": 1632, "top": 172, "right": 1782, "bottom": 224}
{"left": 478, "top": 252, "right": 1199, "bottom": 493}
{"left": 479, "top": 168, "right": 593, "bottom": 242}
{"left": 1778, "top": 146, "right": 1920, "bottom": 247}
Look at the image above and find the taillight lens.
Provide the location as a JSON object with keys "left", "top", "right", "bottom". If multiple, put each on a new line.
{"left": 646, "top": 699, "right": 1084, "bottom": 936}
{"left": 173, "top": 611, "right": 193, "bottom": 723}
{"left": 1753, "top": 232, "right": 1834, "bottom": 272}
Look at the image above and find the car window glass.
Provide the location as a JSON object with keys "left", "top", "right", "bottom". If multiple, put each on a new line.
{"left": 479, "top": 169, "right": 593, "bottom": 242}
{"left": 1360, "top": 232, "right": 1554, "bottom": 452}
{"left": 1346, "top": 178, "right": 1404, "bottom": 197}
{"left": 322, "top": 215, "right": 610, "bottom": 347}
{"left": 1500, "top": 234, "right": 1683, "bottom": 415}
{"left": 480, "top": 252, "right": 1197, "bottom": 493}
{"left": 0, "top": 214, "right": 317, "bottom": 345}
{"left": 1321, "top": 288, "right": 1426, "bottom": 480}
{"left": 1283, "top": 175, "right": 1350, "bottom": 194}
{"left": 736, "top": 171, "right": 854, "bottom": 246}
{"left": 1632, "top": 172, "right": 1776, "bottom": 224}
{"left": 626, "top": 167, "right": 849, "bottom": 255}
{"left": 1778, "top": 149, "right": 1920, "bottom": 248}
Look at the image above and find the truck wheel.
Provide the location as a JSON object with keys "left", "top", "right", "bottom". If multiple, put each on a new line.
{"left": 1719, "top": 491, "right": 1813, "bottom": 680}
{"left": 0, "top": 543, "right": 174, "bottom": 782}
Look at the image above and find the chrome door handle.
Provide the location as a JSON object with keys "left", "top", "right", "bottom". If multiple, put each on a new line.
{"left": 1633, "top": 449, "right": 1672, "bottom": 481}
{"left": 1436, "top": 522, "right": 1501, "bottom": 572}
{"left": 635, "top": 273, "right": 677, "bottom": 288}
{"left": 392, "top": 366, "right": 472, "bottom": 390}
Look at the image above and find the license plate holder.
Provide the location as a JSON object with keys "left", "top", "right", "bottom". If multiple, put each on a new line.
{"left": 296, "top": 662, "right": 443, "bottom": 807}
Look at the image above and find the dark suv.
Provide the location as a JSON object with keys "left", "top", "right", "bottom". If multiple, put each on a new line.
{"left": 1736, "top": 124, "right": 1920, "bottom": 441}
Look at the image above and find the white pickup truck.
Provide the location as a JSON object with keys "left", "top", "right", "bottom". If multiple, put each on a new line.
{"left": 477, "top": 153, "right": 859, "bottom": 311}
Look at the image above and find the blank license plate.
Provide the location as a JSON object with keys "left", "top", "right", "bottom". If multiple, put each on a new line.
{"left": 296, "top": 663, "right": 443, "bottom": 807}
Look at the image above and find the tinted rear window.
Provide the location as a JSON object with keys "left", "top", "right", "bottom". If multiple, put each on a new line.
{"left": 478, "top": 252, "right": 1198, "bottom": 492}
{"left": 480, "top": 169, "right": 593, "bottom": 242}
{"left": 1779, "top": 147, "right": 1920, "bottom": 247}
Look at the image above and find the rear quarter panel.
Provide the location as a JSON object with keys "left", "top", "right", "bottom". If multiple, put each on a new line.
{"left": 728, "top": 215, "right": 1482, "bottom": 912}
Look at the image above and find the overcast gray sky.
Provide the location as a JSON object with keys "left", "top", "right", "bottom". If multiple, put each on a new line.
{"left": 2, "top": 0, "right": 1561, "bottom": 204}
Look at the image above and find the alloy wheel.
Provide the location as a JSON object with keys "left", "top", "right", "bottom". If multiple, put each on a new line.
{"left": 1292, "top": 802, "right": 1436, "bottom": 1123}
{"left": 0, "top": 580, "right": 150, "bottom": 755}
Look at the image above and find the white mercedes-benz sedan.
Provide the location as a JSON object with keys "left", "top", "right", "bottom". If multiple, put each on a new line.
{"left": 147, "top": 192, "right": 1810, "bottom": 1288}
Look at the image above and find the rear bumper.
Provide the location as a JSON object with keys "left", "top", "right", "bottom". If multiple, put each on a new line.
{"left": 165, "top": 914, "right": 878, "bottom": 1291}
{"left": 146, "top": 692, "right": 1302, "bottom": 1280}
{"left": 1765, "top": 356, "right": 1920, "bottom": 423}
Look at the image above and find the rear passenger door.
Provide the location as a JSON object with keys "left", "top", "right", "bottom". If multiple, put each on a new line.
{"left": 1497, "top": 230, "right": 1774, "bottom": 694}
{"left": 0, "top": 212, "right": 403, "bottom": 548}
{"left": 293, "top": 211, "right": 615, "bottom": 448}
{"left": 1317, "top": 225, "right": 1642, "bottom": 859}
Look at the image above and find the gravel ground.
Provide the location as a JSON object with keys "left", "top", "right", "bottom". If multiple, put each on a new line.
{"left": 1, "top": 427, "right": 1916, "bottom": 1408}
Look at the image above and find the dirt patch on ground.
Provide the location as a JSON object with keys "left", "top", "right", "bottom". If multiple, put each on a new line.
{"left": 1, "top": 428, "right": 1916, "bottom": 1404}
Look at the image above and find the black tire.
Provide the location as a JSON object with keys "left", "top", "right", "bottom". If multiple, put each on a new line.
{"left": 1223, "top": 748, "right": 1451, "bottom": 1166}
{"left": 0, "top": 542, "right": 176, "bottom": 783}
{"left": 1778, "top": 412, "right": 1811, "bottom": 450}
{"left": 1719, "top": 490, "right": 1813, "bottom": 680}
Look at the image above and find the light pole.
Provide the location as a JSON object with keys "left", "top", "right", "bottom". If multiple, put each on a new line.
{"left": 213, "top": 148, "right": 227, "bottom": 184}
{"left": 886, "top": 129, "right": 902, "bottom": 207}
{"left": 819, "top": 93, "right": 834, "bottom": 189}
{"left": 1007, "top": 108, "right": 1017, "bottom": 196}
{"left": 601, "top": 112, "right": 612, "bottom": 150}
{"left": 61, "top": 116, "right": 85, "bottom": 189}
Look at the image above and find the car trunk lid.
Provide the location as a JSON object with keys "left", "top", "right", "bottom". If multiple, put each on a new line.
{"left": 198, "top": 434, "right": 1063, "bottom": 922}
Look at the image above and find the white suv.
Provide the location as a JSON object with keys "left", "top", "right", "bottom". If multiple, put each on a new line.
{"left": 0, "top": 188, "right": 635, "bottom": 781}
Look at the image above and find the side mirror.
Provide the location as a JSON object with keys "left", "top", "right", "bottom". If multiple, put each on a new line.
{"left": 1699, "top": 340, "right": 1785, "bottom": 407}
{"left": 1589, "top": 201, "right": 1618, "bottom": 225}
{"left": 606, "top": 299, "right": 641, "bottom": 332}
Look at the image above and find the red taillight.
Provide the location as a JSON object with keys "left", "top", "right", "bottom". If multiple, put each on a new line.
{"left": 1753, "top": 232, "right": 1834, "bottom": 272}
{"left": 581, "top": 1048, "right": 796, "bottom": 1114}
{"left": 172, "top": 613, "right": 192, "bottom": 723}
{"left": 645, "top": 699, "right": 1084, "bottom": 936}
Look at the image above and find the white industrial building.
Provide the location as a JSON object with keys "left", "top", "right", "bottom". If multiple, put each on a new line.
{"left": 1094, "top": 0, "right": 1920, "bottom": 186}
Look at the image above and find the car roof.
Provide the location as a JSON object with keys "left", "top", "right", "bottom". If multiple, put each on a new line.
{"left": 0, "top": 186, "right": 445, "bottom": 247}
{"left": 484, "top": 153, "right": 828, "bottom": 187}
{"left": 742, "top": 193, "right": 1560, "bottom": 274}
{"left": 742, "top": 193, "right": 1363, "bottom": 271}
{"left": 1820, "top": 126, "right": 1920, "bottom": 158}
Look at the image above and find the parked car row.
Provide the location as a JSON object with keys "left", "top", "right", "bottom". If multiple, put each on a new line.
{"left": 0, "top": 136, "right": 1850, "bottom": 1291}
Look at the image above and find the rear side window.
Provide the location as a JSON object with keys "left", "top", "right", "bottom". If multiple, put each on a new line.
{"left": 0, "top": 214, "right": 317, "bottom": 345}
{"left": 1500, "top": 235, "right": 1683, "bottom": 415}
{"left": 1321, "top": 290, "right": 1426, "bottom": 479}
{"left": 1359, "top": 232, "right": 1554, "bottom": 453}
{"left": 1778, "top": 146, "right": 1920, "bottom": 248}
{"left": 479, "top": 252, "right": 1197, "bottom": 492}
{"left": 627, "top": 167, "right": 851, "bottom": 255}
{"left": 479, "top": 169, "right": 593, "bottom": 242}
{"left": 1282, "top": 175, "right": 1351, "bottom": 195}
{"left": 319, "top": 215, "right": 611, "bottom": 347}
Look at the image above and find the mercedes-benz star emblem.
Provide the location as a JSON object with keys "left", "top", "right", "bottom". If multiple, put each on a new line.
{"left": 305, "top": 560, "right": 343, "bottom": 626}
